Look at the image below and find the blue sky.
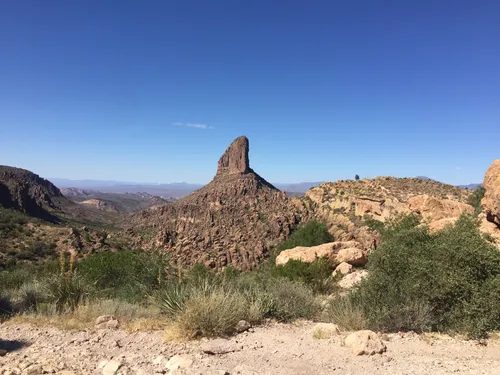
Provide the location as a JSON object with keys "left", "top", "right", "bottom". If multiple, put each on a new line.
{"left": 1, "top": 0, "right": 498, "bottom": 185}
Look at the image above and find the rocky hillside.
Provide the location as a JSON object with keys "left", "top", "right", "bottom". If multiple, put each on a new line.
{"left": 0, "top": 165, "right": 73, "bottom": 222}
{"left": 61, "top": 188, "right": 175, "bottom": 213}
{"left": 126, "top": 136, "right": 308, "bottom": 269}
{"left": 306, "top": 177, "right": 473, "bottom": 249}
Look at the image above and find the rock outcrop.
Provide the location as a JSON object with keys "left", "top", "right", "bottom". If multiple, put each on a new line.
{"left": 305, "top": 177, "right": 472, "bottom": 250}
{"left": 127, "top": 136, "right": 308, "bottom": 269}
{"left": 408, "top": 194, "right": 474, "bottom": 221}
{"left": 481, "top": 160, "right": 500, "bottom": 227}
{"left": 216, "top": 136, "right": 251, "bottom": 176}
{"left": 0, "top": 165, "right": 69, "bottom": 221}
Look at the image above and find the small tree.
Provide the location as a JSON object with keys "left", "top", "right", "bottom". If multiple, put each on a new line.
{"left": 355, "top": 174, "right": 360, "bottom": 181}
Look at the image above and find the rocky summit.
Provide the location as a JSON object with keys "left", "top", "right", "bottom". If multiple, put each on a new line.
{"left": 127, "top": 136, "right": 307, "bottom": 269}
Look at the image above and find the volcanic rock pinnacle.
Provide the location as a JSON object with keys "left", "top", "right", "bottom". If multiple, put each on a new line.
{"left": 216, "top": 136, "right": 250, "bottom": 177}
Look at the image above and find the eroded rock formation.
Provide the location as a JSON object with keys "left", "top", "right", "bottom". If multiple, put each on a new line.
{"left": 127, "top": 136, "right": 308, "bottom": 269}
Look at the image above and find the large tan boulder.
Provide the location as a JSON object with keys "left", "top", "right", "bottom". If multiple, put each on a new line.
{"left": 275, "top": 242, "right": 337, "bottom": 265}
{"left": 481, "top": 160, "right": 500, "bottom": 226}
{"left": 336, "top": 248, "right": 367, "bottom": 266}
{"left": 408, "top": 194, "right": 474, "bottom": 221}
{"left": 275, "top": 240, "right": 366, "bottom": 266}
{"left": 427, "top": 217, "right": 458, "bottom": 233}
{"left": 344, "top": 330, "right": 386, "bottom": 355}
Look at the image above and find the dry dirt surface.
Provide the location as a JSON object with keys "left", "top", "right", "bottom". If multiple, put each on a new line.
{"left": 1, "top": 321, "right": 499, "bottom": 375}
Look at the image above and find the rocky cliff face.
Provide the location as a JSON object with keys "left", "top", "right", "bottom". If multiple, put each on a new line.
{"left": 0, "top": 165, "right": 70, "bottom": 221}
{"left": 305, "top": 177, "right": 473, "bottom": 249}
{"left": 481, "top": 160, "right": 500, "bottom": 227}
{"left": 127, "top": 136, "right": 307, "bottom": 269}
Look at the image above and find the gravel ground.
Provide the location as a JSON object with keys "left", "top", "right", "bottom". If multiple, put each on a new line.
{"left": 1, "top": 321, "right": 499, "bottom": 375}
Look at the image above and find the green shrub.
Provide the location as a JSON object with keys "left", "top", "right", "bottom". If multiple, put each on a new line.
{"left": 77, "top": 250, "right": 168, "bottom": 302}
{"left": 321, "top": 295, "right": 367, "bottom": 331}
{"left": 352, "top": 214, "right": 500, "bottom": 338}
{"left": 266, "top": 278, "right": 319, "bottom": 322}
{"left": 467, "top": 186, "right": 486, "bottom": 214}
{"left": 277, "top": 220, "right": 333, "bottom": 252}
{"left": 175, "top": 285, "right": 248, "bottom": 337}
{"left": 270, "top": 258, "right": 337, "bottom": 294}
{"left": 43, "top": 272, "right": 90, "bottom": 313}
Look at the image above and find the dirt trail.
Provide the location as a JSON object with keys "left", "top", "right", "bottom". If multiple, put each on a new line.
{"left": 1, "top": 322, "right": 499, "bottom": 375}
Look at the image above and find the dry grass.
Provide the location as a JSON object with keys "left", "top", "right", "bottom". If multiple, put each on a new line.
{"left": 312, "top": 327, "right": 333, "bottom": 340}
{"left": 7, "top": 299, "right": 164, "bottom": 331}
{"left": 321, "top": 296, "right": 367, "bottom": 331}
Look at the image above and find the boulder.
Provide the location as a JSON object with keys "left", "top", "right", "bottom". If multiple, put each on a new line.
{"left": 95, "top": 315, "right": 119, "bottom": 330}
{"left": 336, "top": 248, "right": 367, "bottom": 266}
{"left": 344, "top": 330, "right": 386, "bottom": 355}
{"left": 482, "top": 160, "right": 500, "bottom": 226}
{"left": 332, "top": 262, "right": 353, "bottom": 277}
{"left": 427, "top": 217, "right": 458, "bottom": 233}
{"left": 312, "top": 323, "right": 340, "bottom": 339}
{"left": 338, "top": 270, "right": 369, "bottom": 289}
{"left": 275, "top": 242, "right": 336, "bottom": 265}
{"left": 235, "top": 320, "right": 251, "bottom": 333}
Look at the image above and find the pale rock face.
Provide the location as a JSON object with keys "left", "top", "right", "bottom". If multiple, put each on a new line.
{"left": 479, "top": 213, "right": 500, "bottom": 248}
{"left": 336, "top": 248, "right": 367, "bottom": 266}
{"left": 332, "top": 262, "right": 353, "bottom": 277}
{"left": 344, "top": 330, "right": 387, "bottom": 355}
{"left": 408, "top": 194, "right": 474, "bottom": 221}
{"left": 275, "top": 241, "right": 364, "bottom": 266}
{"left": 427, "top": 217, "right": 458, "bottom": 233}
{"left": 275, "top": 242, "right": 337, "bottom": 265}
{"left": 338, "top": 270, "right": 369, "bottom": 289}
{"left": 481, "top": 160, "right": 500, "bottom": 226}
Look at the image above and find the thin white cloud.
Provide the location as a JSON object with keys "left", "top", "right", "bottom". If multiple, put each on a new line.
{"left": 173, "top": 122, "right": 213, "bottom": 130}
{"left": 455, "top": 167, "right": 462, "bottom": 171}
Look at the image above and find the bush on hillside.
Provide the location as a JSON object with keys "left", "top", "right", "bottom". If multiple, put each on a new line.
{"left": 277, "top": 220, "right": 333, "bottom": 252}
{"left": 76, "top": 250, "right": 169, "bottom": 302}
{"left": 352, "top": 214, "right": 500, "bottom": 338}
{"left": 467, "top": 186, "right": 486, "bottom": 214}
{"left": 271, "top": 258, "right": 337, "bottom": 294}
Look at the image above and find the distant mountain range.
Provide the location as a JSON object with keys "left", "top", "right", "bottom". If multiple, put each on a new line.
{"left": 50, "top": 177, "right": 482, "bottom": 198}
{"left": 49, "top": 178, "right": 325, "bottom": 196}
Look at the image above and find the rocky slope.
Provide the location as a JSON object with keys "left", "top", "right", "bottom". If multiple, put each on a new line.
{"left": 126, "top": 136, "right": 307, "bottom": 269}
{"left": 305, "top": 177, "right": 473, "bottom": 249}
{"left": 0, "top": 166, "right": 71, "bottom": 222}
{"left": 61, "top": 189, "right": 174, "bottom": 213}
